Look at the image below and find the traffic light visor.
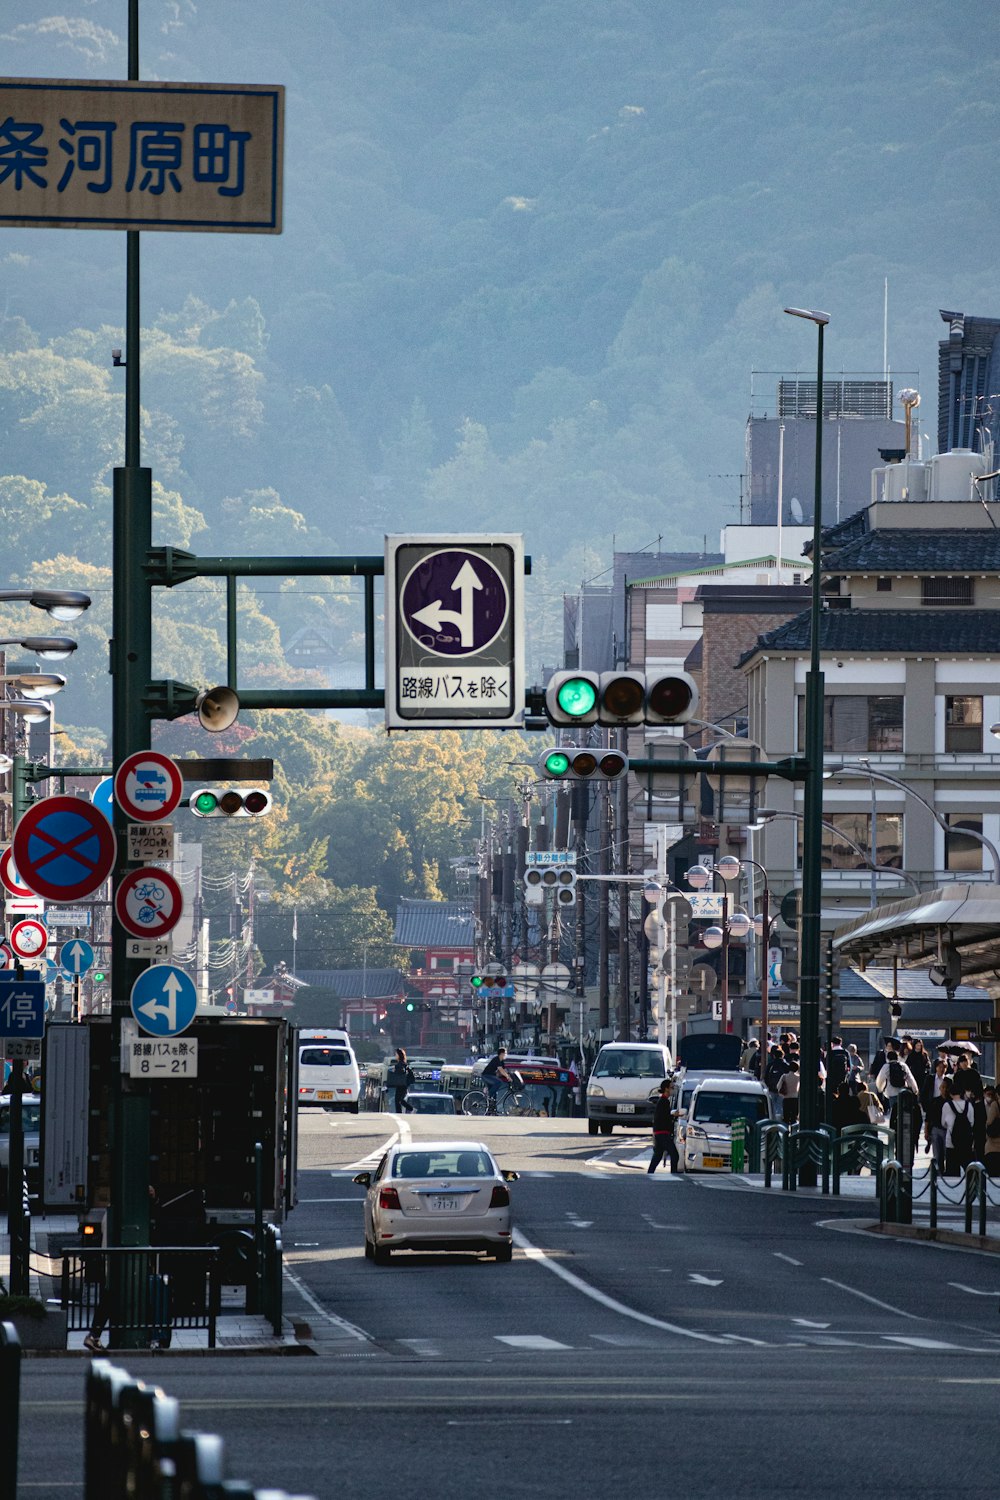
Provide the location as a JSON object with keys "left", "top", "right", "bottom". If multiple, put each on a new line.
{"left": 556, "top": 677, "right": 597, "bottom": 717}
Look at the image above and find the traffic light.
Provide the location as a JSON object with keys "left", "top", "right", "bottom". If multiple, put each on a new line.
{"left": 471, "top": 971, "right": 508, "bottom": 989}
{"left": 544, "top": 670, "right": 699, "bottom": 727}
{"left": 189, "top": 787, "right": 273, "bottom": 818}
{"left": 537, "top": 748, "right": 628, "bottom": 781}
{"left": 404, "top": 999, "right": 416, "bottom": 1012}
{"left": 523, "top": 867, "right": 576, "bottom": 907}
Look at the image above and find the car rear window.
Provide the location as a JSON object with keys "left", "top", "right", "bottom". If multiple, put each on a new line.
{"left": 300, "top": 1048, "right": 352, "bottom": 1067}
{"left": 393, "top": 1149, "right": 494, "bottom": 1179}
{"left": 693, "top": 1092, "right": 768, "bottom": 1124}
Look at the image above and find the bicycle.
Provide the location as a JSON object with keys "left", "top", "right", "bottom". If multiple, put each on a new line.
{"left": 462, "top": 1074, "right": 535, "bottom": 1117}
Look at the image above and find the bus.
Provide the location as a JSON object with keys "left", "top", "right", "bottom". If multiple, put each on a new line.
{"left": 467, "top": 1054, "right": 580, "bottom": 1117}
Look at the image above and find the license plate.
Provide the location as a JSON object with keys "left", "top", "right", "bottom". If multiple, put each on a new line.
{"left": 703, "top": 1155, "right": 727, "bottom": 1168}
{"left": 317, "top": 1091, "right": 333, "bottom": 1100}
{"left": 616, "top": 1103, "right": 635, "bottom": 1114}
{"left": 429, "top": 1195, "right": 461, "bottom": 1212}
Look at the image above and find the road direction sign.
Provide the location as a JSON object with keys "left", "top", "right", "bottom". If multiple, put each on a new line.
{"left": 46, "top": 908, "right": 93, "bottom": 927}
{"left": 12, "top": 796, "right": 117, "bottom": 903}
{"left": 130, "top": 964, "right": 198, "bottom": 1038}
{"left": 688, "top": 892, "right": 725, "bottom": 920}
{"left": 115, "top": 752, "right": 183, "bottom": 823}
{"left": 385, "top": 534, "right": 524, "bottom": 730}
{"left": 0, "top": 977, "right": 45, "bottom": 1038}
{"left": 60, "top": 938, "right": 95, "bottom": 976}
{"left": 115, "top": 867, "right": 184, "bottom": 940}
{"left": 0, "top": 78, "right": 284, "bottom": 234}
{"left": 9, "top": 919, "right": 49, "bottom": 960}
{"left": 0, "top": 848, "right": 34, "bottom": 897}
{"left": 92, "top": 777, "right": 114, "bottom": 822}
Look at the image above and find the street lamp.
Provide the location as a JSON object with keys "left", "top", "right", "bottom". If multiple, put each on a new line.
{"left": 0, "top": 637, "right": 79, "bottom": 661}
{"left": 783, "top": 304, "right": 830, "bottom": 1153}
{"left": 824, "top": 760, "right": 1000, "bottom": 885}
{"left": 686, "top": 859, "right": 751, "bottom": 1033}
{"left": 0, "top": 588, "right": 91, "bottom": 621}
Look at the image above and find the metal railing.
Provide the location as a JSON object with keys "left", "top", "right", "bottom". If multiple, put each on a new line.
{"left": 880, "top": 1160, "right": 1000, "bottom": 1234}
{"left": 260, "top": 1224, "right": 283, "bottom": 1336}
{"left": 61, "top": 1247, "right": 220, "bottom": 1349}
{"left": 84, "top": 1356, "right": 318, "bottom": 1498}
{"left": 756, "top": 1122, "right": 891, "bottom": 1196}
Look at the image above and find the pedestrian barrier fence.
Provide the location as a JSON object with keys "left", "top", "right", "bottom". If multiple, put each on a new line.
{"left": 757, "top": 1123, "right": 890, "bottom": 1196}
{"left": 83, "top": 1356, "right": 318, "bottom": 1499}
{"left": 260, "top": 1223, "right": 283, "bottom": 1336}
{"left": 730, "top": 1117, "right": 746, "bottom": 1173}
{"left": 0, "top": 1321, "right": 21, "bottom": 1500}
{"left": 61, "top": 1247, "right": 221, "bottom": 1349}
{"left": 832, "top": 1124, "right": 890, "bottom": 1193}
{"left": 879, "top": 1159, "right": 1000, "bottom": 1234}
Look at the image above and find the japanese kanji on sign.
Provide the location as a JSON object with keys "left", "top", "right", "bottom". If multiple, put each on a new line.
{"left": 0, "top": 78, "right": 284, "bottom": 233}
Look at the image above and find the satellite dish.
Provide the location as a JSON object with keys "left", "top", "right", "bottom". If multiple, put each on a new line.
{"left": 789, "top": 496, "right": 804, "bottom": 524}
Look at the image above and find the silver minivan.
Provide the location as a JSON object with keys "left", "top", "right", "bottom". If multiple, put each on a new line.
{"left": 586, "top": 1042, "right": 674, "bottom": 1135}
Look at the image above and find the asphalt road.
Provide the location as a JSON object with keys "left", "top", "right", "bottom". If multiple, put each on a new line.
{"left": 18, "top": 1110, "right": 1000, "bottom": 1499}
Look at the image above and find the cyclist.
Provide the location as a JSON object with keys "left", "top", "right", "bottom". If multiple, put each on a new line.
{"left": 481, "top": 1046, "right": 514, "bottom": 1110}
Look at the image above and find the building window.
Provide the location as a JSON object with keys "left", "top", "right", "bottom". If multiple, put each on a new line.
{"left": 945, "top": 815, "right": 984, "bottom": 872}
{"left": 922, "top": 576, "right": 974, "bottom": 606}
{"left": 798, "top": 695, "right": 903, "bottom": 752}
{"left": 800, "top": 813, "right": 903, "bottom": 871}
{"left": 945, "top": 696, "right": 983, "bottom": 752}
{"left": 876, "top": 577, "right": 892, "bottom": 592}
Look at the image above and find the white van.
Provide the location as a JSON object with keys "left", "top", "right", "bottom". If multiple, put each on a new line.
{"left": 676, "top": 1075, "right": 772, "bottom": 1172}
{"left": 586, "top": 1042, "right": 674, "bottom": 1135}
{"left": 298, "top": 1034, "right": 361, "bottom": 1112}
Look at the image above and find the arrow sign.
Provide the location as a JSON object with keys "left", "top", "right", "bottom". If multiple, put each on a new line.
{"left": 130, "top": 963, "right": 197, "bottom": 1038}
{"left": 410, "top": 558, "right": 484, "bottom": 647}
{"left": 60, "top": 938, "right": 95, "bottom": 976}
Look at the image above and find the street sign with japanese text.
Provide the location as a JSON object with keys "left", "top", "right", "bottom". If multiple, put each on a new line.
{"left": 0, "top": 977, "right": 45, "bottom": 1038}
{"left": 385, "top": 535, "right": 524, "bottom": 730}
{"left": 688, "top": 892, "right": 725, "bottom": 920}
{"left": 127, "top": 823, "right": 175, "bottom": 863}
{"left": 129, "top": 1037, "right": 198, "bottom": 1079}
{"left": 524, "top": 851, "right": 577, "bottom": 866}
{"left": 0, "top": 78, "right": 283, "bottom": 233}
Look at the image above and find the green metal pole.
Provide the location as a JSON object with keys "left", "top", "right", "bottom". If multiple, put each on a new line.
{"left": 798, "top": 319, "right": 826, "bottom": 1168}
{"left": 108, "top": 0, "right": 151, "bottom": 1337}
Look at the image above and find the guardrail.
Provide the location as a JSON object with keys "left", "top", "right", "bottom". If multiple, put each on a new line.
{"left": 0, "top": 1322, "right": 20, "bottom": 1500}
{"left": 880, "top": 1159, "right": 1000, "bottom": 1233}
{"left": 755, "top": 1122, "right": 891, "bottom": 1196}
{"left": 83, "top": 1357, "right": 318, "bottom": 1498}
{"left": 61, "top": 1247, "right": 220, "bottom": 1349}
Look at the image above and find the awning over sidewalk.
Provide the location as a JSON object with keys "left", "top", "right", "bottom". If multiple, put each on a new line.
{"left": 833, "top": 883, "right": 1000, "bottom": 993}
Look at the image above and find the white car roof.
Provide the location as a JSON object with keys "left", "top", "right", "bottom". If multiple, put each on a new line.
{"left": 690, "top": 1075, "right": 767, "bottom": 1091}
{"left": 389, "top": 1138, "right": 492, "bottom": 1155}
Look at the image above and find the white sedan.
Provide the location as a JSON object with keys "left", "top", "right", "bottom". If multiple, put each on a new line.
{"left": 354, "top": 1139, "right": 517, "bottom": 1263}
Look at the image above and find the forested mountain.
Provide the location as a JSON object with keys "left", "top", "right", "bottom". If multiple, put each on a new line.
{"left": 2, "top": 2, "right": 997, "bottom": 935}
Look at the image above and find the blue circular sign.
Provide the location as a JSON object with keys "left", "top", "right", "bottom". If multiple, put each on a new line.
{"left": 60, "top": 938, "right": 95, "bottom": 976}
{"left": 400, "top": 548, "right": 509, "bottom": 657}
{"left": 92, "top": 777, "right": 114, "bottom": 823}
{"left": 130, "top": 964, "right": 197, "bottom": 1038}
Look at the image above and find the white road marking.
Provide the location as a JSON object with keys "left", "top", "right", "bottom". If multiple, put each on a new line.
{"left": 719, "top": 1334, "right": 770, "bottom": 1346}
{"left": 282, "top": 1263, "right": 373, "bottom": 1343}
{"left": 689, "top": 1273, "right": 723, "bottom": 1286}
{"left": 821, "top": 1278, "right": 922, "bottom": 1321}
{"left": 882, "top": 1336, "right": 960, "bottom": 1350}
{"left": 398, "top": 1338, "right": 443, "bottom": 1357}
{"left": 566, "top": 1213, "right": 593, "bottom": 1229}
{"left": 512, "top": 1228, "right": 728, "bottom": 1344}
{"left": 496, "top": 1335, "right": 572, "bottom": 1351}
{"left": 342, "top": 1119, "right": 411, "bottom": 1171}
{"left": 948, "top": 1283, "right": 999, "bottom": 1297}
{"left": 792, "top": 1318, "right": 830, "bottom": 1328}
{"left": 774, "top": 1253, "right": 803, "bottom": 1267}
{"left": 447, "top": 1418, "right": 573, "bottom": 1426}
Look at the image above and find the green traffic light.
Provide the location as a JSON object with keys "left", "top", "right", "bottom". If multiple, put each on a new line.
{"left": 405, "top": 1000, "right": 415, "bottom": 1012}
{"left": 471, "top": 975, "right": 484, "bottom": 988}
{"left": 544, "top": 751, "right": 571, "bottom": 776}
{"left": 556, "top": 677, "right": 598, "bottom": 717}
{"left": 93, "top": 972, "right": 106, "bottom": 983}
{"left": 193, "top": 791, "right": 219, "bottom": 815}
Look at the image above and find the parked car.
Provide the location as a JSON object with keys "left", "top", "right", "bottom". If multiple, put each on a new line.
{"left": 0, "top": 1093, "right": 41, "bottom": 1204}
{"left": 353, "top": 1139, "right": 517, "bottom": 1263}
{"left": 675, "top": 1075, "right": 772, "bottom": 1173}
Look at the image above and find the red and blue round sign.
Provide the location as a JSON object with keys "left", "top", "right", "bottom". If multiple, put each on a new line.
{"left": 12, "top": 796, "right": 118, "bottom": 904}
{"left": 114, "top": 751, "right": 183, "bottom": 823}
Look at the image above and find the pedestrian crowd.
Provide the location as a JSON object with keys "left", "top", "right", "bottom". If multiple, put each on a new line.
{"left": 753, "top": 1031, "right": 1000, "bottom": 1177}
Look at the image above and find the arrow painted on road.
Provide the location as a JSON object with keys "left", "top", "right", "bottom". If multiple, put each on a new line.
{"left": 689, "top": 1273, "right": 723, "bottom": 1286}
{"left": 411, "top": 560, "right": 483, "bottom": 646}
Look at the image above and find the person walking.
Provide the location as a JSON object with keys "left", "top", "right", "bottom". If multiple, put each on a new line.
{"left": 942, "top": 1084, "right": 975, "bottom": 1177}
{"left": 647, "top": 1079, "right": 679, "bottom": 1174}
{"left": 777, "top": 1059, "right": 800, "bottom": 1125}
{"left": 983, "top": 1085, "right": 1000, "bottom": 1178}
{"left": 922, "top": 1059, "right": 949, "bottom": 1172}
{"left": 387, "top": 1048, "right": 415, "bottom": 1113}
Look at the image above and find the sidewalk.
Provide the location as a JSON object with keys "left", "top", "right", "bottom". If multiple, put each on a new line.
{"left": 621, "top": 1147, "right": 1000, "bottom": 1253}
{"left": 1, "top": 1211, "right": 304, "bottom": 1354}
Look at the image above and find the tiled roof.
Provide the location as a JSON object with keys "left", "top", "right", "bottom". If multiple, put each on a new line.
{"left": 826, "top": 529, "right": 1000, "bottom": 574}
{"left": 740, "top": 608, "right": 1000, "bottom": 664}
{"left": 804, "top": 509, "right": 870, "bottom": 556}
{"left": 296, "top": 968, "right": 407, "bottom": 998}
{"left": 845, "top": 966, "right": 988, "bottom": 1002}
{"left": 394, "top": 899, "right": 475, "bottom": 948}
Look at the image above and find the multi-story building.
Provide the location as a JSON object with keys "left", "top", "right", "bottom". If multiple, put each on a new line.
{"left": 938, "top": 308, "right": 1000, "bottom": 484}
